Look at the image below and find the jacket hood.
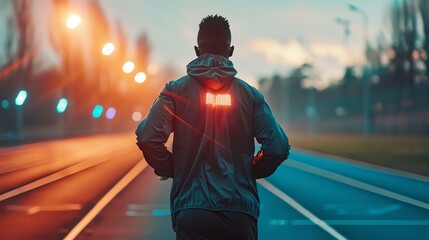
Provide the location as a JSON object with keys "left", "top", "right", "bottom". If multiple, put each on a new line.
{"left": 187, "top": 54, "right": 237, "bottom": 90}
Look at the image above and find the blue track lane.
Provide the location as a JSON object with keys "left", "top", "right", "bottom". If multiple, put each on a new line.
{"left": 257, "top": 150, "right": 429, "bottom": 240}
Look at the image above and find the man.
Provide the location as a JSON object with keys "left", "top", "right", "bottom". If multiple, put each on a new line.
{"left": 136, "top": 15, "right": 290, "bottom": 240}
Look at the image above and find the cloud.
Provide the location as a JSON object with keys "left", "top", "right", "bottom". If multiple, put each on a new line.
{"left": 251, "top": 38, "right": 354, "bottom": 89}
{"left": 309, "top": 43, "right": 349, "bottom": 66}
{"left": 250, "top": 39, "right": 310, "bottom": 67}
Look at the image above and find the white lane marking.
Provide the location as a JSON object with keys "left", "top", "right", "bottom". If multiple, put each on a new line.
{"left": 323, "top": 203, "right": 401, "bottom": 216}
{"left": 6, "top": 204, "right": 81, "bottom": 215}
{"left": 292, "top": 219, "right": 429, "bottom": 226}
{"left": 126, "top": 204, "right": 170, "bottom": 217}
{"left": 286, "top": 160, "right": 429, "bottom": 211}
{"left": 294, "top": 148, "right": 429, "bottom": 183}
{"left": 0, "top": 151, "right": 128, "bottom": 202}
{"left": 63, "top": 160, "right": 148, "bottom": 240}
{"left": 258, "top": 179, "right": 348, "bottom": 240}
{"left": 268, "top": 219, "right": 288, "bottom": 225}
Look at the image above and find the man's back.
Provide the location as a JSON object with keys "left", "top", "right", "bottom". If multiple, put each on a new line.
{"left": 168, "top": 54, "right": 262, "bottom": 218}
{"left": 135, "top": 15, "right": 290, "bottom": 240}
{"left": 137, "top": 53, "right": 284, "bottom": 218}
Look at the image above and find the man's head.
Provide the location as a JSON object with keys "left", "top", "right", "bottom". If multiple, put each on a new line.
{"left": 195, "top": 15, "right": 234, "bottom": 58}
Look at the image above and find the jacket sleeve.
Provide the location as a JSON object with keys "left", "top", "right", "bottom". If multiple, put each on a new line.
{"left": 253, "top": 90, "right": 290, "bottom": 179}
{"left": 135, "top": 85, "right": 175, "bottom": 178}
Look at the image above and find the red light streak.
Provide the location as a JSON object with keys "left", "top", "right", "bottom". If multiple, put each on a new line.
{"left": 163, "top": 89, "right": 191, "bottom": 105}
{"left": 0, "top": 49, "right": 38, "bottom": 79}
{"left": 163, "top": 104, "right": 226, "bottom": 149}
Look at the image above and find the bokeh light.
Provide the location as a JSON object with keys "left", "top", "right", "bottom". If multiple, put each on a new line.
{"left": 102, "top": 42, "right": 115, "bottom": 56}
{"left": 66, "top": 15, "right": 81, "bottom": 29}
{"left": 134, "top": 72, "right": 146, "bottom": 83}
{"left": 1, "top": 100, "right": 10, "bottom": 109}
{"left": 15, "top": 90, "right": 28, "bottom": 106}
{"left": 106, "top": 107, "right": 116, "bottom": 119}
{"left": 92, "top": 105, "right": 103, "bottom": 118}
{"left": 56, "top": 98, "right": 68, "bottom": 113}
{"left": 132, "top": 112, "right": 142, "bottom": 122}
{"left": 122, "top": 61, "right": 135, "bottom": 73}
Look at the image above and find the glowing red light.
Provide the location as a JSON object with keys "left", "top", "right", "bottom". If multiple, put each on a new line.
{"left": 206, "top": 93, "right": 231, "bottom": 106}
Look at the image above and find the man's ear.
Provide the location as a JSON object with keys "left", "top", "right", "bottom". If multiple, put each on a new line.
{"left": 228, "top": 46, "right": 234, "bottom": 57}
{"left": 194, "top": 46, "right": 200, "bottom": 56}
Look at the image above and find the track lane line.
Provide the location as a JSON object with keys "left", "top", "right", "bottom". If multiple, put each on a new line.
{"left": 63, "top": 159, "right": 148, "bottom": 240}
{"left": 286, "top": 159, "right": 429, "bottom": 211}
{"left": 291, "top": 219, "right": 429, "bottom": 226}
{"left": 258, "top": 179, "right": 348, "bottom": 240}
{"left": 0, "top": 150, "right": 130, "bottom": 202}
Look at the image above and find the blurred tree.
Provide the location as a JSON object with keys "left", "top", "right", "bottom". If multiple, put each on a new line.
{"left": 133, "top": 32, "right": 154, "bottom": 115}
{"left": 0, "top": 0, "right": 37, "bottom": 135}
{"left": 419, "top": 0, "right": 429, "bottom": 79}
{"left": 388, "top": 0, "right": 419, "bottom": 87}
{"left": 48, "top": 0, "right": 86, "bottom": 131}
{"left": 12, "top": 0, "right": 36, "bottom": 80}
{"left": 135, "top": 32, "right": 150, "bottom": 75}
{"left": 76, "top": 0, "right": 112, "bottom": 131}
{"left": 259, "top": 64, "right": 312, "bottom": 122}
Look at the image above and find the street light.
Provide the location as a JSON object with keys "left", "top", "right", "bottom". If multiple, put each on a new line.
{"left": 349, "top": 4, "right": 368, "bottom": 40}
{"left": 15, "top": 90, "right": 28, "bottom": 106}
{"left": 349, "top": 4, "right": 370, "bottom": 136}
{"left": 66, "top": 15, "right": 81, "bottom": 29}
{"left": 335, "top": 17, "right": 351, "bottom": 48}
{"left": 122, "top": 61, "right": 135, "bottom": 73}
{"left": 134, "top": 72, "right": 147, "bottom": 83}
{"left": 102, "top": 42, "right": 115, "bottom": 56}
{"left": 56, "top": 98, "right": 68, "bottom": 113}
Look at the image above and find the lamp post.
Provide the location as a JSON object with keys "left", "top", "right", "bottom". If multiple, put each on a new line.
{"left": 349, "top": 4, "right": 371, "bottom": 136}
{"left": 335, "top": 17, "right": 351, "bottom": 49}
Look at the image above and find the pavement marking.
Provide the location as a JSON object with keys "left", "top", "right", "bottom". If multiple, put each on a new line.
{"left": 0, "top": 150, "right": 129, "bottom": 202}
{"left": 258, "top": 179, "right": 348, "bottom": 240}
{"left": 293, "top": 149, "right": 429, "bottom": 183}
{"left": 126, "top": 204, "right": 171, "bottom": 217}
{"left": 6, "top": 204, "right": 81, "bottom": 215}
{"left": 323, "top": 204, "right": 401, "bottom": 216}
{"left": 291, "top": 219, "right": 429, "bottom": 226}
{"left": 287, "top": 160, "right": 429, "bottom": 211}
{"left": 63, "top": 159, "right": 148, "bottom": 240}
{"left": 268, "top": 219, "right": 288, "bottom": 225}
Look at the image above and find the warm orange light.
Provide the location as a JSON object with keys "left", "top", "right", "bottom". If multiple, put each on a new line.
{"left": 122, "top": 61, "right": 135, "bottom": 73}
{"left": 148, "top": 63, "right": 160, "bottom": 75}
{"left": 134, "top": 72, "right": 146, "bottom": 83}
{"left": 132, "top": 112, "right": 142, "bottom": 122}
{"left": 102, "top": 42, "right": 115, "bottom": 55}
{"left": 206, "top": 93, "right": 231, "bottom": 106}
{"left": 66, "top": 15, "right": 81, "bottom": 29}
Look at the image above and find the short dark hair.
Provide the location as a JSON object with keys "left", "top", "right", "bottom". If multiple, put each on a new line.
{"left": 197, "top": 15, "right": 231, "bottom": 48}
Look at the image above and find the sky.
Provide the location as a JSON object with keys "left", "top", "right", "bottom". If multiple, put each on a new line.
{"left": 100, "top": 0, "right": 393, "bottom": 88}
{"left": 1, "top": 0, "right": 393, "bottom": 89}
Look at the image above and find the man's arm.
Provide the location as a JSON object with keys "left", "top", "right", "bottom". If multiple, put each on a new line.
{"left": 253, "top": 91, "right": 290, "bottom": 179}
{"left": 135, "top": 86, "right": 175, "bottom": 178}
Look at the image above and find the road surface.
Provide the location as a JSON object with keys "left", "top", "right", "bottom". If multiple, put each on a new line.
{"left": 0, "top": 133, "right": 428, "bottom": 239}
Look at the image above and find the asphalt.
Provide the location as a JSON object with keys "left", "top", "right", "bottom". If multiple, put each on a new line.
{"left": 1, "top": 134, "right": 428, "bottom": 240}
{"left": 77, "top": 149, "right": 429, "bottom": 239}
